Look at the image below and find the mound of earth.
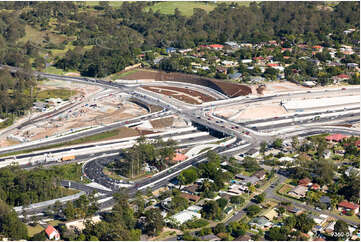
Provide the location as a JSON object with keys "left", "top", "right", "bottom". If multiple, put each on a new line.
{"left": 122, "top": 69, "right": 252, "bottom": 97}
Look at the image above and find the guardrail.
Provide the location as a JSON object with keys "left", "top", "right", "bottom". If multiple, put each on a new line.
{"left": 13, "top": 191, "right": 86, "bottom": 213}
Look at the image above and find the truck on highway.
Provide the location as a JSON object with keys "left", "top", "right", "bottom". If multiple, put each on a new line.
{"left": 61, "top": 155, "right": 76, "bottom": 162}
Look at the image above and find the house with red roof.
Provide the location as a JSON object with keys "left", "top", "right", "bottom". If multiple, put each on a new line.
{"left": 298, "top": 178, "right": 312, "bottom": 187}
{"left": 267, "top": 63, "right": 279, "bottom": 67}
{"left": 208, "top": 44, "right": 224, "bottom": 50}
{"left": 297, "top": 44, "right": 308, "bottom": 49}
{"left": 312, "top": 45, "right": 323, "bottom": 52}
{"left": 310, "top": 183, "right": 320, "bottom": 191}
{"left": 332, "top": 74, "right": 350, "bottom": 83}
{"left": 45, "top": 225, "right": 60, "bottom": 240}
{"left": 268, "top": 40, "right": 278, "bottom": 45}
{"left": 173, "top": 153, "right": 188, "bottom": 162}
{"left": 337, "top": 201, "right": 359, "bottom": 215}
{"left": 325, "top": 134, "right": 348, "bottom": 142}
{"left": 281, "top": 48, "right": 292, "bottom": 52}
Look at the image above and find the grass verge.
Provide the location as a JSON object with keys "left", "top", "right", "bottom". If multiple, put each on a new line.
{"left": 36, "top": 88, "right": 75, "bottom": 101}
{"left": 0, "top": 127, "right": 136, "bottom": 158}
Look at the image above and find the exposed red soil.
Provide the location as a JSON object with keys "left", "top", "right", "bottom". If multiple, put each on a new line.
{"left": 122, "top": 69, "right": 252, "bottom": 97}
{"left": 142, "top": 86, "right": 200, "bottom": 104}
{"left": 143, "top": 85, "right": 216, "bottom": 104}
{"left": 154, "top": 86, "right": 216, "bottom": 102}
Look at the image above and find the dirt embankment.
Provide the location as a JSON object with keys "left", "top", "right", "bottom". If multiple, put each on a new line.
{"left": 122, "top": 69, "right": 252, "bottom": 97}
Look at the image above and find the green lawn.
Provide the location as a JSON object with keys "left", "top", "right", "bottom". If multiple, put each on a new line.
{"left": 103, "top": 167, "right": 125, "bottom": 180}
{"left": 144, "top": 1, "right": 251, "bottom": 17}
{"left": 27, "top": 224, "right": 44, "bottom": 237}
{"left": 0, "top": 127, "right": 131, "bottom": 158}
{"left": 109, "top": 69, "right": 140, "bottom": 80}
{"left": 36, "top": 88, "right": 75, "bottom": 101}
{"left": 18, "top": 25, "right": 66, "bottom": 46}
{"left": 144, "top": 2, "right": 217, "bottom": 17}
{"left": 51, "top": 163, "right": 85, "bottom": 183}
{"left": 43, "top": 66, "right": 67, "bottom": 75}
{"left": 83, "top": 1, "right": 125, "bottom": 7}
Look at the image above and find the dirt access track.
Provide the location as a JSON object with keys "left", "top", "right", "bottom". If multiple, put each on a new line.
{"left": 121, "top": 69, "right": 252, "bottom": 97}
{"left": 142, "top": 85, "right": 216, "bottom": 104}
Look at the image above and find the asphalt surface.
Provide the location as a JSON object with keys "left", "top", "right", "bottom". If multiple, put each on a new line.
{"left": 0, "top": 110, "right": 171, "bottom": 155}
{"left": 1, "top": 65, "right": 359, "bottom": 227}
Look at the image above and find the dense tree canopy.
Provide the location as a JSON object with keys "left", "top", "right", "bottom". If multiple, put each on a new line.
{"left": 0, "top": 200, "right": 28, "bottom": 240}
{"left": 1, "top": 1, "right": 358, "bottom": 77}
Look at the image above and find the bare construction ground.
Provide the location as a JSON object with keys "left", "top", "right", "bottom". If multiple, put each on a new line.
{"left": 215, "top": 103, "right": 288, "bottom": 121}
{"left": 142, "top": 86, "right": 215, "bottom": 104}
{"left": 251, "top": 80, "right": 360, "bottom": 95}
{"left": 0, "top": 80, "right": 148, "bottom": 147}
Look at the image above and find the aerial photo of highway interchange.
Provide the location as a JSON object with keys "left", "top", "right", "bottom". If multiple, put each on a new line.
{"left": 0, "top": 1, "right": 360, "bottom": 241}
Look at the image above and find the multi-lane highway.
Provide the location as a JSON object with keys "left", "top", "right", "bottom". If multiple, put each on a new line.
{"left": 1, "top": 65, "right": 359, "bottom": 223}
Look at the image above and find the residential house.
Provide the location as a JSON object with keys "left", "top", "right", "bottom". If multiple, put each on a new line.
{"left": 287, "top": 206, "right": 303, "bottom": 215}
{"left": 170, "top": 210, "right": 201, "bottom": 224}
{"left": 303, "top": 81, "right": 317, "bottom": 87}
{"left": 208, "top": 44, "right": 224, "bottom": 50}
{"left": 187, "top": 205, "right": 202, "bottom": 213}
{"left": 199, "top": 234, "right": 221, "bottom": 241}
{"left": 344, "top": 29, "right": 356, "bottom": 34}
{"left": 166, "top": 47, "right": 176, "bottom": 54}
{"left": 228, "top": 184, "right": 248, "bottom": 195}
{"left": 241, "top": 59, "right": 252, "bottom": 64}
{"left": 240, "top": 43, "right": 253, "bottom": 48}
{"left": 337, "top": 201, "right": 359, "bottom": 215}
{"left": 253, "top": 56, "right": 265, "bottom": 64}
{"left": 311, "top": 183, "right": 320, "bottom": 191}
{"left": 216, "top": 66, "right": 228, "bottom": 74}
{"left": 229, "top": 72, "right": 242, "bottom": 80}
{"left": 320, "top": 196, "right": 331, "bottom": 208}
{"left": 249, "top": 216, "right": 273, "bottom": 229}
{"left": 235, "top": 174, "right": 259, "bottom": 185}
{"left": 65, "top": 215, "right": 101, "bottom": 232}
{"left": 325, "top": 134, "right": 348, "bottom": 142}
{"left": 332, "top": 74, "right": 350, "bottom": 83}
{"left": 279, "top": 157, "right": 294, "bottom": 163}
{"left": 196, "top": 178, "right": 214, "bottom": 185}
{"left": 249, "top": 76, "right": 265, "bottom": 84}
{"left": 178, "top": 48, "right": 193, "bottom": 55}
{"left": 45, "top": 225, "right": 60, "bottom": 240}
{"left": 298, "top": 178, "right": 312, "bottom": 187}
{"left": 312, "top": 45, "right": 323, "bottom": 52}
{"left": 323, "top": 149, "right": 332, "bottom": 159}
{"left": 221, "top": 60, "right": 238, "bottom": 67}
{"left": 253, "top": 170, "right": 266, "bottom": 180}
{"left": 288, "top": 185, "right": 308, "bottom": 199}
{"left": 179, "top": 192, "right": 201, "bottom": 203}
{"left": 347, "top": 63, "right": 359, "bottom": 69}
{"left": 225, "top": 41, "right": 240, "bottom": 49}
{"left": 172, "top": 153, "right": 188, "bottom": 163}
{"left": 263, "top": 209, "right": 278, "bottom": 221}
{"left": 160, "top": 197, "right": 173, "bottom": 210}
{"left": 183, "top": 184, "right": 199, "bottom": 195}
{"left": 234, "top": 234, "right": 252, "bottom": 241}
{"left": 345, "top": 166, "right": 360, "bottom": 177}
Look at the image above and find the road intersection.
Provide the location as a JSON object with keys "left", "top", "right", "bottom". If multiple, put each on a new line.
{"left": 0, "top": 66, "right": 359, "bottom": 228}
